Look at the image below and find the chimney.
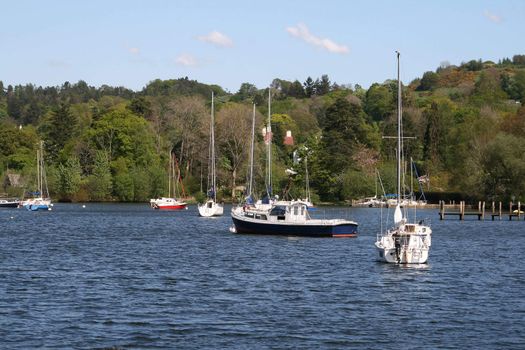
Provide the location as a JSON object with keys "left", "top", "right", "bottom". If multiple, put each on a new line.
{"left": 283, "top": 130, "right": 294, "bottom": 146}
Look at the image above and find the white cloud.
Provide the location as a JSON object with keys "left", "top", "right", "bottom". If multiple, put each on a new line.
{"left": 197, "top": 31, "right": 233, "bottom": 47}
{"left": 484, "top": 10, "right": 503, "bottom": 23}
{"left": 176, "top": 54, "right": 198, "bottom": 66}
{"left": 128, "top": 47, "right": 140, "bottom": 55}
{"left": 286, "top": 23, "right": 349, "bottom": 54}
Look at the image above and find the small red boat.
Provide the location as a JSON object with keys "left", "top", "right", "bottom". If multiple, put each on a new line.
{"left": 150, "top": 197, "right": 187, "bottom": 210}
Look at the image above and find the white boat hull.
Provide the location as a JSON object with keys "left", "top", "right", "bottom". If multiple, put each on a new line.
{"left": 150, "top": 197, "right": 187, "bottom": 210}
{"left": 375, "top": 244, "right": 430, "bottom": 264}
{"left": 375, "top": 223, "right": 432, "bottom": 264}
{"left": 198, "top": 201, "right": 223, "bottom": 217}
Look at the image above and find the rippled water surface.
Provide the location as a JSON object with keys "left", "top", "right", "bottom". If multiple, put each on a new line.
{"left": 1, "top": 203, "right": 524, "bottom": 349}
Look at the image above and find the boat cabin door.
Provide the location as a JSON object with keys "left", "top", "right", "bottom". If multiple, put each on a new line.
{"left": 290, "top": 204, "right": 307, "bottom": 222}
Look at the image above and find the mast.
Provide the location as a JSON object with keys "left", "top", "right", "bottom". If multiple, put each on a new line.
{"left": 248, "top": 103, "right": 256, "bottom": 197}
{"left": 375, "top": 168, "right": 378, "bottom": 198}
{"left": 168, "top": 151, "right": 172, "bottom": 198}
{"left": 305, "top": 156, "right": 310, "bottom": 202}
{"left": 267, "top": 88, "right": 272, "bottom": 197}
{"left": 396, "top": 51, "right": 401, "bottom": 206}
{"left": 37, "top": 143, "right": 41, "bottom": 196}
{"left": 410, "top": 157, "right": 414, "bottom": 201}
{"left": 211, "top": 91, "right": 216, "bottom": 202}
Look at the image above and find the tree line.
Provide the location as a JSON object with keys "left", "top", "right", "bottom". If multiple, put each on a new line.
{"left": 1, "top": 55, "right": 525, "bottom": 203}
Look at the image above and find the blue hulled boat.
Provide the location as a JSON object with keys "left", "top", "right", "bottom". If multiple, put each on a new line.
{"left": 21, "top": 141, "right": 52, "bottom": 211}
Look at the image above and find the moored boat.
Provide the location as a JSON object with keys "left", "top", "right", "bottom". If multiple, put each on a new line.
{"left": 231, "top": 200, "right": 358, "bottom": 237}
{"left": 230, "top": 89, "right": 358, "bottom": 237}
{"left": 21, "top": 197, "right": 52, "bottom": 211}
{"left": 22, "top": 141, "right": 52, "bottom": 211}
{"left": 375, "top": 52, "right": 431, "bottom": 264}
{"left": 150, "top": 197, "right": 187, "bottom": 210}
{"left": 198, "top": 92, "right": 223, "bottom": 217}
{"left": 0, "top": 199, "right": 20, "bottom": 208}
{"left": 150, "top": 151, "right": 187, "bottom": 210}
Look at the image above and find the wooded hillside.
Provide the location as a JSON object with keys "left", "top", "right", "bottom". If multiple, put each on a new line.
{"left": 1, "top": 55, "right": 525, "bottom": 203}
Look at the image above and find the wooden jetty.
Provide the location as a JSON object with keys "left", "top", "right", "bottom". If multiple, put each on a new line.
{"left": 439, "top": 200, "right": 523, "bottom": 221}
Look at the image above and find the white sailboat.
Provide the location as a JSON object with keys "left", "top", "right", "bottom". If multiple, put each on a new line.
{"left": 375, "top": 52, "right": 432, "bottom": 264}
{"left": 21, "top": 141, "right": 52, "bottom": 211}
{"left": 198, "top": 92, "right": 223, "bottom": 217}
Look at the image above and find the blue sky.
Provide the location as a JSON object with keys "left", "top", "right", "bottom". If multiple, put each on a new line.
{"left": 1, "top": 0, "right": 523, "bottom": 92}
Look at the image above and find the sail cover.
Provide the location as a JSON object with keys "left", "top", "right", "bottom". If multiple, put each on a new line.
{"left": 394, "top": 204, "right": 403, "bottom": 225}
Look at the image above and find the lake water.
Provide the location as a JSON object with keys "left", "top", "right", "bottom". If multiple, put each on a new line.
{"left": 1, "top": 204, "right": 524, "bottom": 349}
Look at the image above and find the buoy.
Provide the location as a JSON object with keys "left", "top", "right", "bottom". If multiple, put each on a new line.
{"left": 82, "top": 205, "right": 86, "bottom": 208}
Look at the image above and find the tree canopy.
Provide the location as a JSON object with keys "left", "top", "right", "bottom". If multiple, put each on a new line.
{"left": 2, "top": 55, "right": 525, "bottom": 203}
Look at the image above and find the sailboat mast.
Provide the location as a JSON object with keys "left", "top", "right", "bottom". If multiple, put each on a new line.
{"left": 396, "top": 51, "right": 401, "bottom": 206}
{"left": 305, "top": 156, "right": 310, "bottom": 201}
{"left": 168, "top": 151, "right": 172, "bottom": 198}
{"left": 37, "top": 144, "right": 41, "bottom": 196}
{"left": 248, "top": 103, "right": 256, "bottom": 197}
{"left": 267, "top": 88, "right": 272, "bottom": 196}
{"left": 211, "top": 91, "right": 216, "bottom": 202}
{"left": 410, "top": 157, "right": 414, "bottom": 200}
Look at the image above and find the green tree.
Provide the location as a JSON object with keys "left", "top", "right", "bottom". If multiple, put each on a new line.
{"left": 423, "top": 99, "right": 456, "bottom": 169}
{"left": 482, "top": 133, "right": 525, "bottom": 200}
{"left": 88, "top": 108, "right": 159, "bottom": 167}
{"left": 315, "top": 97, "right": 367, "bottom": 200}
{"left": 364, "top": 83, "right": 394, "bottom": 121}
{"left": 128, "top": 96, "right": 152, "bottom": 118}
{"left": 232, "top": 83, "right": 258, "bottom": 102}
{"left": 472, "top": 69, "right": 508, "bottom": 106}
{"left": 112, "top": 157, "right": 134, "bottom": 201}
{"left": 56, "top": 157, "right": 82, "bottom": 201}
{"left": 513, "top": 71, "right": 525, "bottom": 102}
{"left": 288, "top": 80, "right": 305, "bottom": 98}
{"left": 44, "top": 103, "right": 78, "bottom": 162}
{"left": 88, "top": 151, "right": 112, "bottom": 201}
{"left": 417, "top": 71, "right": 439, "bottom": 91}
{"left": 314, "top": 75, "right": 331, "bottom": 95}
{"left": 304, "top": 77, "right": 315, "bottom": 97}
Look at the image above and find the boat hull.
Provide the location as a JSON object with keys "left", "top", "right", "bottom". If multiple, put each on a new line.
{"left": 154, "top": 204, "right": 187, "bottom": 210}
{"left": 0, "top": 201, "right": 20, "bottom": 208}
{"left": 21, "top": 198, "right": 51, "bottom": 211}
{"left": 198, "top": 202, "right": 224, "bottom": 217}
{"left": 24, "top": 204, "right": 50, "bottom": 211}
{"left": 231, "top": 215, "right": 357, "bottom": 237}
{"left": 375, "top": 245, "right": 429, "bottom": 264}
{"left": 375, "top": 225, "right": 432, "bottom": 264}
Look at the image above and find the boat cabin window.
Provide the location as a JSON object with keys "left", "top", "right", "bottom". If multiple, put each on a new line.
{"left": 207, "top": 202, "right": 212, "bottom": 208}
{"left": 255, "top": 214, "right": 267, "bottom": 220}
{"left": 270, "top": 206, "right": 286, "bottom": 220}
{"left": 406, "top": 225, "right": 415, "bottom": 233}
{"left": 270, "top": 206, "right": 287, "bottom": 217}
{"left": 245, "top": 212, "right": 254, "bottom": 218}
{"left": 291, "top": 205, "right": 307, "bottom": 216}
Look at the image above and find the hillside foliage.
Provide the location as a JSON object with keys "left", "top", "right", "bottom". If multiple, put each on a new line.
{"left": 1, "top": 56, "right": 525, "bottom": 203}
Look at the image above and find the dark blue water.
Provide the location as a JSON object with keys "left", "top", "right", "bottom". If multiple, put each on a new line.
{"left": 1, "top": 204, "right": 524, "bottom": 349}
